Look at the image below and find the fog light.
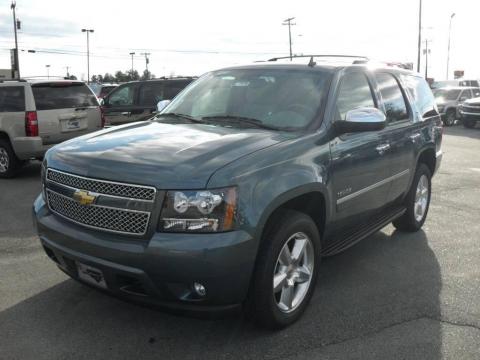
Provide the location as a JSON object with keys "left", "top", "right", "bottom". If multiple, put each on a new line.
{"left": 193, "top": 282, "right": 206, "bottom": 297}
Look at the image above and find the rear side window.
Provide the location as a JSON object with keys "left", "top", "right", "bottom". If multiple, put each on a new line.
{"left": 139, "top": 82, "right": 164, "bottom": 106}
{"left": 402, "top": 75, "right": 438, "bottom": 119}
{"left": 375, "top": 73, "right": 409, "bottom": 123}
{"left": 335, "top": 72, "right": 375, "bottom": 120}
{"left": 0, "top": 86, "right": 25, "bottom": 112}
{"left": 32, "top": 83, "right": 97, "bottom": 110}
{"left": 108, "top": 84, "right": 135, "bottom": 106}
{"left": 163, "top": 81, "right": 190, "bottom": 99}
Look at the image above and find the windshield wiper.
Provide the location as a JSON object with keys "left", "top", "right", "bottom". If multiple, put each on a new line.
{"left": 156, "top": 112, "right": 207, "bottom": 124}
{"left": 201, "top": 115, "right": 280, "bottom": 130}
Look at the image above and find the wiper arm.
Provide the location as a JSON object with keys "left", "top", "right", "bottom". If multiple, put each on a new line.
{"left": 156, "top": 112, "right": 207, "bottom": 124}
{"left": 201, "top": 115, "right": 279, "bottom": 130}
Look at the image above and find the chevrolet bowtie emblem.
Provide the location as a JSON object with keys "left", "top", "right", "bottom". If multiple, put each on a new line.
{"left": 72, "top": 190, "right": 97, "bottom": 205}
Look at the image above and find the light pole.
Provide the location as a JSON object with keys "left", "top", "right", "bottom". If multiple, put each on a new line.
{"left": 423, "top": 39, "right": 432, "bottom": 79}
{"left": 81, "top": 28, "right": 94, "bottom": 84}
{"left": 417, "top": 0, "right": 422, "bottom": 73}
{"left": 282, "top": 17, "right": 296, "bottom": 60}
{"left": 11, "top": 1, "right": 20, "bottom": 78}
{"left": 446, "top": 13, "right": 456, "bottom": 80}
{"left": 129, "top": 52, "right": 135, "bottom": 77}
{"left": 140, "top": 52, "right": 150, "bottom": 78}
{"left": 46, "top": 65, "right": 50, "bottom": 79}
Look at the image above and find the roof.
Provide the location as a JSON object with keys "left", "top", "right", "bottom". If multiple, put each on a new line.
{"left": 434, "top": 86, "right": 480, "bottom": 90}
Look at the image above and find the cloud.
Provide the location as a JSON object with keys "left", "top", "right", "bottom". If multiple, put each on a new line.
{"left": 0, "top": 13, "right": 79, "bottom": 38}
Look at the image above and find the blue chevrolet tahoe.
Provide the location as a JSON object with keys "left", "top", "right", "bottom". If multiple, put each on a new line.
{"left": 34, "top": 56, "right": 443, "bottom": 329}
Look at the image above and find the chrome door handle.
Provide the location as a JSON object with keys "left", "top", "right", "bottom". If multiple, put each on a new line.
{"left": 121, "top": 111, "right": 131, "bottom": 116}
{"left": 375, "top": 143, "right": 390, "bottom": 154}
{"left": 409, "top": 133, "right": 421, "bottom": 142}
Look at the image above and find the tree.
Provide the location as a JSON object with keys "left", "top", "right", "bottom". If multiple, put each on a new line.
{"left": 141, "top": 69, "right": 155, "bottom": 80}
{"left": 127, "top": 69, "right": 140, "bottom": 81}
{"left": 103, "top": 73, "right": 115, "bottom": 83}
{"left": 91, "top": 75, "right": 98, "bottom": 83}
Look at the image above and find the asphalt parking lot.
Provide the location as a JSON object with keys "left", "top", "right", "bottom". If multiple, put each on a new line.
{"left": 0, "top": 126, "right": 479, "bottom": 360}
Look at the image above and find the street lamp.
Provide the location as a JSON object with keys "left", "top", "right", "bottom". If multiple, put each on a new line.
{"left": 129, "top": 52, "right": 135, "bottom": 77}
{"left": 45, "top": 64, "right": 50, "bottom": 79}
{"left": 446, "top": 13, "right": 456, "bottom": 80}
{"left": 81, "top": 28, "right": 94, "bottom": 84}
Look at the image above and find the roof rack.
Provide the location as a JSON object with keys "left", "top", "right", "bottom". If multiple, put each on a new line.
{"left": 268, "top": 54, "right": 370, "bottom": 62}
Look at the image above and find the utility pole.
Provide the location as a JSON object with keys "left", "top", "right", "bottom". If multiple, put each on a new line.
{"left": 129, "top": 52, "right": 135, "bottom": 77}
{"left": 46, "top": 65, "right": 50, "bottom": 79}
{"left": 11, "top": 1, "right": 20, "bottom": 78}
{"left": 282, "top": 17, "right": 296, "bottom": 60}
{"left": 65, "top": 66, "right": 70, "bottom": 78}
{"left": 446, "top": 13, "right": 456, "bottom": 80}
{"left": 81, "top": 28, "right": 94, "bottom": 84}
{"left": 140, "top": 52, "right": 150, "bottom": 78}
{"left": 417, "top": 0, "right": 422, "bottom": 73}
{"left": 423, "top": 39, "right": 432, "bottom": 79}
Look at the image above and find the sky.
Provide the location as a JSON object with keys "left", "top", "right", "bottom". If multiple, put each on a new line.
{"left": 0, "top": 0, "right": 477, "bottom": 81}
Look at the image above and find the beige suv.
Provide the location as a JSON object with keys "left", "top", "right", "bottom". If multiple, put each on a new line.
{"left": 0, "top": 79, "right": 103, "bottom": 177}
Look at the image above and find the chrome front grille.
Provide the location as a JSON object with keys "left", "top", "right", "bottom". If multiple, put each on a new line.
{"left": 46, "top": 168, "right": 156, "bottom": 201}
{"left": 46, "top": 189, "right": 150, "bottom": 235}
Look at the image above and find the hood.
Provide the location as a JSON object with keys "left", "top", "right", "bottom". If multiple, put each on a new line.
{"left": 463, "top": 97, "right": 480, "bottom": 106}
{"left": 45, "top": 121, "right": 291, "bottom": 189}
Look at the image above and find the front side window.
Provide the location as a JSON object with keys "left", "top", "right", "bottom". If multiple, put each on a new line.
{"left": 459, "top": 90, "right": 472, "bottom": 101}
{"left": 138, "top": 83, "right": 164, "bottom": 106}
{"left": 403, "top": 75, "right": 438, "bottom": 119}
{"left": 108, "top": 84, "right": 135, "bottom": 106}
{"left": 473, "top": 88, "right": 480, "bottom": 98}
{"left": 0, "top": 86, "right": 25, "bottom": 112}
{"left": 334, "top": 72, "right": 375, "bottom": 120}
{"left": 163, "top": 69, "right": 331, "bottom": 130}
{"left": 375, "top": 73, "right": 409, "bottom": 123}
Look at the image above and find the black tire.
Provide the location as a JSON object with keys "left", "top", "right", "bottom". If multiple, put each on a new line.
{"left": 463, "top": 118, "right": 476, "bottom": 129}
{"left": 0, "top": 138, "right": 22, "bottom": 178}
{"left": 393, "top": 163, "right": 431, "bottom": 232}
{"left": 444, "top": 109, "right": 456, "bottom": 126}
{"left": 248, "top": 209, "right": 321, "bottom": 329}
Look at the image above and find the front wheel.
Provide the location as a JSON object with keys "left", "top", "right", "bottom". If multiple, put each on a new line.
{"left": 248, "top": 210, "right": 320, "bottom": 329}
{"left": 393, "top": 164, "right": 431, "bottom": 232}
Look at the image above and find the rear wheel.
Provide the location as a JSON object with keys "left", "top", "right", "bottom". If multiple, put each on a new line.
{"left": 444, "top": 109, "right": 456, "bottom": 126}
{"left": 0, "top": 138, "right": 22, "bottom": 178}
{"left": 463, "top": 118, "right": 476, "bottom": 129}
{"left": 248, "top": 210, "right": 320, "bottom": 329}
{"left": 393, "top": 164, "right": 431, "bottom": 232}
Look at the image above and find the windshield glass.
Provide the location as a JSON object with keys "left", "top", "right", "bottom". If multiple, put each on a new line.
{"left": 434, "top": 89, "right": 460, "bottom": 101}
{"left": 161, "top": 68, "right": 331, "bottom": 130}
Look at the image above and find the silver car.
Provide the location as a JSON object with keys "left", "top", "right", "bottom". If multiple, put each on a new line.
{"left": 433, "top": 86, "right": 480, "bottom": 126}
{"left": 0, "top": 79, "right": 103, "bottom": 177}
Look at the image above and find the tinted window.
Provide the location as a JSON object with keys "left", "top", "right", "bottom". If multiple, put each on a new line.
{"left": 163, "top": 81, "right": 190, "bottom": 99}
{"left": 99, "top": 86, "right": 116, "bottom": 98}
{"left": 459, "top": 90, "right": 472, "bottom": 101}
{"left": 403, "top": 75, "right": 438, "bottom": 118}
{"left": 335, "top": 72, "right": 375, "bottom": 120}
{"left": 108, "top": 84, "right": 135, "bottom": 106}
{"left": 376, "top": 73, "right": 409, "bottom": 122}
{"left": 138, "top": 82, "right": 165, "bottom": 106}
{"left": 32, "top": 83, "right": 97, "bottom": 110}
{"left": 0, "top": 86, "right": 25, "bottom": 112}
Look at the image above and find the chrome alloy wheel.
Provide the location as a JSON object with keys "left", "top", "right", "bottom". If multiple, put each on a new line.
{"left": 0, "top": 147, "right": 9, "bottom": 173}
{"left": 414, "top": 174, "right": 429, "bottom": 222}
{"left": 273, "top": 232, "right": 314, "bottom": 313}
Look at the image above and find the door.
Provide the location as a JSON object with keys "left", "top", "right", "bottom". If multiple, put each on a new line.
{"left": 102, "top": 83, "right": 140, "bottom": 126}
{"left": 329, "top": 70, "right": 390, "bottom": 232}
{"left": 374, "top": 72, "right": 415, "bottom": 204}
{"left": 32, "top": 82, "right": 102, "bottom": 145}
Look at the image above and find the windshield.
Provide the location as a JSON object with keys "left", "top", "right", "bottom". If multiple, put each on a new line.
{"left": 161, "top": 68, "right": 331, "bottom": 130}
{"left": 434, "top": 89, "right": 460, "bottom": 101}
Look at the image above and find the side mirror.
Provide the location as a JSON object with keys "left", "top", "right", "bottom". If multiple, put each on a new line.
{"left": 99, "top": 98, "right": 105, "bottom": 106}
{"left": 335, "top": 107, "right": 386, "bottom": 134}
{"left": 156, "top": 99, "right": 171, "bottom": 113}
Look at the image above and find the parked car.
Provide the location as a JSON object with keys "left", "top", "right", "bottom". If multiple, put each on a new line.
{"left": 459, "top": 96, "right": 480, "bottom": 128}
{"left": 0, "top": 79, "right": 103, "bottom": 178}
{"left": 431, "top": 79, "right": 480, "bottom": 89}
{"left": 101, "top": 77, "right": 195, "bottom": 126}
{"left": 433, "top": 87, "right": 480, "bottom": 126}
{"left": 94, "top": 83, "right": 118, "bottom": 100}
{"left": 34, "top": 57, "right": 443, "bottom": 329}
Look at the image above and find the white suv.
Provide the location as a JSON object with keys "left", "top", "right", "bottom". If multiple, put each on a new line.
{"left": 0, "top": 79, "right": 104, "bottom": 177}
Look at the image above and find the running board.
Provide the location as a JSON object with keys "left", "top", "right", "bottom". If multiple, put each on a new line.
{"left": 322, "top": 207, "right": 406, "bottom": 257}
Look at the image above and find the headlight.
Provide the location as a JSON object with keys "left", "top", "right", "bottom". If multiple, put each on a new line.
{"left": 159, "top": 187, "right": 237, "bottom": 232}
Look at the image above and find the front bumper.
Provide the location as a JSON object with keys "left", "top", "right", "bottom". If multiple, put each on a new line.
{"left": 33, "top": 195, "right": 257, "bottom": 313}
